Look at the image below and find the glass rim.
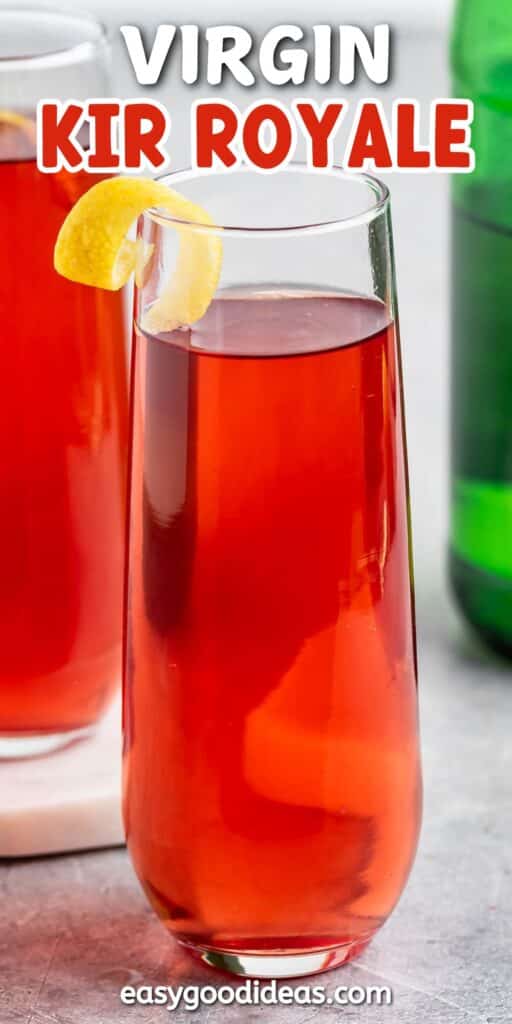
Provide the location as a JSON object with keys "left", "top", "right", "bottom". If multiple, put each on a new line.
{"left": 147, "top": 164, "right": 390, "bottom": 239}
{"left": 0, "top": 3, "right": 109, "bottom": 67}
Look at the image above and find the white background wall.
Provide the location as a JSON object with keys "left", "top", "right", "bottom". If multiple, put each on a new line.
{"left": 31, "top": 0, "right": 454, "bottom": 33}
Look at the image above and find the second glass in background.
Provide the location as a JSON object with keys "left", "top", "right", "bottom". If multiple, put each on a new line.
{"left": 0, "top": 8, "right": 128, "bottom": 755}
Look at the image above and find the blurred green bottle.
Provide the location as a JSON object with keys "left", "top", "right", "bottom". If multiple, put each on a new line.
{"left": 450, "top": 0, "right": 512, "bottom": 654}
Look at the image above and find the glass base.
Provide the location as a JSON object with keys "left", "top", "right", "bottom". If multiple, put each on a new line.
{"left": 0, "top": 724, "right": 94, "bottom": 760}
{"left": 182, "top": 936, "right": 372, "bottom": 978}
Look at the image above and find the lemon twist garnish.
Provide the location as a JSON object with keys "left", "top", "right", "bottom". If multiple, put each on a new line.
{"left": 0, "top": 109, "right": 37, "bottom": 153}
{"left": 54, "top": 176, "right": 223, "bottom": 332}
{"left": 0, "top": 109, "right": 35, "bottom": 131}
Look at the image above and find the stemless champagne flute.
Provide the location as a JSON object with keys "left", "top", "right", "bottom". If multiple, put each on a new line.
{"left": 123, "top": 166, "right": 422, "bottom": 978}
{"left": 0, "top": 7, "right": 128, "bottom": 756}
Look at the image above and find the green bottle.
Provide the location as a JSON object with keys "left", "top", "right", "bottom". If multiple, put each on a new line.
{"left": 450, "top": 0, "right": 512, "bottom": 654}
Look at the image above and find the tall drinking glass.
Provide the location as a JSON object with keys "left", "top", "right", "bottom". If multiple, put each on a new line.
{"left": 0, "top": 8, "right": 128, "bottom": 756}
{"left": 123, "top": 167, "right": 422, "bottom": 978}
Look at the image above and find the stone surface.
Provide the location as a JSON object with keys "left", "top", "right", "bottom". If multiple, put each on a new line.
{"left": 1, "top": 30, "right": 511, "bottom": 1024}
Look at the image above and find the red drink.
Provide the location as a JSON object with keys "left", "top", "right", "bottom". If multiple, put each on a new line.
{"left": 124, "top": 291, "right": 421, "bottom": 959}
{"left": 0, "top": 118, "right": 128, "bottom": 739}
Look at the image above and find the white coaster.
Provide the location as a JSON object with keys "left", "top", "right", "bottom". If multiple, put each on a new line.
{"left": 0, "top": 698, "right": 124, "bottom": 858}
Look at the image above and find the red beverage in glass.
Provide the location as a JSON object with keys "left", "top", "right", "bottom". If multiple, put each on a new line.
{"left": 0, "top": 117, "right": 128, "bottom": 742}
{"left": 124, "top": 290, "right": 421, "bottom": 962}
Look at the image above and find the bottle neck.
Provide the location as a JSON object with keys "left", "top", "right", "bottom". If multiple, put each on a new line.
{"left": 452, "top": 0, "right": 512, "bottom": 103}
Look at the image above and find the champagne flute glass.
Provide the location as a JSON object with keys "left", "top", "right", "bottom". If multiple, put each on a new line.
{"left": 123, "top": 165, "right": 422, "bottom": 978}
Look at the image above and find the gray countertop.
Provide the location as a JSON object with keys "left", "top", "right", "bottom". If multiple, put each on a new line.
{"left": 1, "top": 31, "right": 511, "bottom": 1024}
